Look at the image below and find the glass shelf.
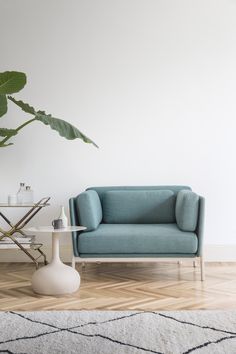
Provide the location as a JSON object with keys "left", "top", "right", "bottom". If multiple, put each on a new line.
{"left": 0, "top": 203, "right": 50, "bottom": 207}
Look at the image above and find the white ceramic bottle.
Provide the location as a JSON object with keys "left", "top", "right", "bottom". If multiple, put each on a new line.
{"left": 58, "top": 206, "right": 68, "bottom": 228}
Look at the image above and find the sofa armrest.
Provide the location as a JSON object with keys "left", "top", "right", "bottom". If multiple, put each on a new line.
{"left": 76, "top": 190, "right": 103, "bottom": 231}
{"left": 69, "top": 191, "right": 103, "bottom": 257}
{"left": 196, "top": 196, "right": 205, "bottom": 257}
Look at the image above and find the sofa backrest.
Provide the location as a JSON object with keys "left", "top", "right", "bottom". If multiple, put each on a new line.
{"left": 86, "top": 186, "right": 191, "bottom": 224}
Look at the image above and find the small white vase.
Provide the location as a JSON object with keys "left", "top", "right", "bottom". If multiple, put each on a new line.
{"left": 58, "top": 206, "right": 68, "bottom": 228}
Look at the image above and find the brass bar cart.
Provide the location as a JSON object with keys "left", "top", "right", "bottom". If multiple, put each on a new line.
{"left": 0, "top": 197, "right": 50, "bottom": 269}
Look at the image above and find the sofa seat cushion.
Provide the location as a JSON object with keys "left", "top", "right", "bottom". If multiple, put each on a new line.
{"left": 78, "top": 224, "right": 198, "bottom": 255}
{"left": 103, "top": 190, "right": 176, "bottom": 224}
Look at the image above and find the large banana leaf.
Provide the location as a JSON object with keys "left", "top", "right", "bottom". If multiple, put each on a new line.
{"left": 0, "top": 95, "right": 7, "bottom": 117}
{"left": 8, "top": 96, "right": 98, "bottom": 147}
{"left": 8, "top": 96, "right": 35, "bottom": 115}
{"left": 37, "top": 113, "right": 97, "bottom": 144}
{"left": 0, "top": 72, "right": 26, "bottom": 95}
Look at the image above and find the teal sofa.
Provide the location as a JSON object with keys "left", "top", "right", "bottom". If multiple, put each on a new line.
{"left": 69, "top": 186, "right": 205, "bottom": 280}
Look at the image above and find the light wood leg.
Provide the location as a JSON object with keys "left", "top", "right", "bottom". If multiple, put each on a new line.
{"left": 200, "top": 256, "right": 205, "bottom": 281}
{"left": 193, "top": 261, "right": 197, "bottom": 268}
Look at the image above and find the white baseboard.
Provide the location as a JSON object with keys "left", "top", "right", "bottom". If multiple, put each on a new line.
{"left": 0, "top": 245, "right": 73, "bottom": 263}
{"left": 203, "top": 244, "right": 236, "bottom": 262}
{"left": 0, "top": 244, "right": 236, "bottom": 263}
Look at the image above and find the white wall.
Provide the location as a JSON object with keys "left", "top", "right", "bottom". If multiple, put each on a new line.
{"left": 1, "top": 0, "right": 236, "bottom": 261}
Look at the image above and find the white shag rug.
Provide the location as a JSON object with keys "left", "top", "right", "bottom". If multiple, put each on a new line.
{"left": 0, "top": 311, "right": 236, "bottom": 354}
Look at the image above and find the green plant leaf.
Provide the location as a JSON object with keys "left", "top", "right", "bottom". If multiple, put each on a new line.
{"left": 0, "top": 95, "right": 7, "bottom": 117}
{"left": 8, "top": 96, "right": 98, "bottom": 147}
{"left": 0, "top": 141, "right": 13, "bottom": 147}
{"left": 0, "top": 128, "right": 17, "bottom": 137}
{"left": 36, "top": 113, "right": 98, "bottom": 147}
{"left": 8, "top": 95, "right": 35, "bottom": 115}
{"left": 0, "top": 72, "right": 26, "bottom": 94}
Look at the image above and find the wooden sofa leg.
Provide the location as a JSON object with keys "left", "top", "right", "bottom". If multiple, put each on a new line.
{"left": 193, "top": 260, "right": 197, "bottom": 268}
{"left": 200, "top": 257, "right": 205, "bottom": 281}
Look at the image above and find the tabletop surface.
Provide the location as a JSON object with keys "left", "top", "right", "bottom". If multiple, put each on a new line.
{"left": 23, "top": 226, "right": 86, "bottom": 233}
{"left": 0, "top": 203, "right": 50, "bottom": 208}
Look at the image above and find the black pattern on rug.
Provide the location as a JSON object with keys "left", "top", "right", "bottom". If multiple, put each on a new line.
{"left": 0, "top": 311, "right": 236, "bottom": 353}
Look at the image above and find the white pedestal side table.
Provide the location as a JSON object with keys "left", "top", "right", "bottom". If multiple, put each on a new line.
{"left": 24, "top": 226, "right": 86, "bottom": 295}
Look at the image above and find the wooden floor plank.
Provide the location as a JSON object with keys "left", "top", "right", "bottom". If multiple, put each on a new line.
{"left": 0, "top": 262, "right": 235, "bottom": 311}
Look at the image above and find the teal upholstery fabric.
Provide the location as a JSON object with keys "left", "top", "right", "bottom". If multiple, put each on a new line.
{"left": 76, "top": 190, "right": 102, "bottom": 231}
{"left": 87, "top": 186, "right": 191, "bottom": 203}
{"left": 175, "top": 190, "right": 199, "bottom": 231}
{"left": 69, "top": 186, "right": 204, "bottom": 258}
{"left": 78, "top": 224, "right": 198, "bottom": 255}
{"left": 103, "top": 190, "right": 176, "bottom": 224}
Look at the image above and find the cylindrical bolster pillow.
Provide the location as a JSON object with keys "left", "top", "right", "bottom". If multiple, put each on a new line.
{"left": 175, "top": 190, "right": 199, "bottom": 231}
{"left": 76, "top": 190, "right": 102, "bottom": 231}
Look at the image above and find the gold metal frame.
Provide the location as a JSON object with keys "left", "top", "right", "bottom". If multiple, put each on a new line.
{"left": 0, "top": 197, "right": 50, "bottom": 268}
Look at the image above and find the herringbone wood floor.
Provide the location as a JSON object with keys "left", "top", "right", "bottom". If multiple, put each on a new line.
{"left": 0, "top": 262, "right": 235, "bottom": 311}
